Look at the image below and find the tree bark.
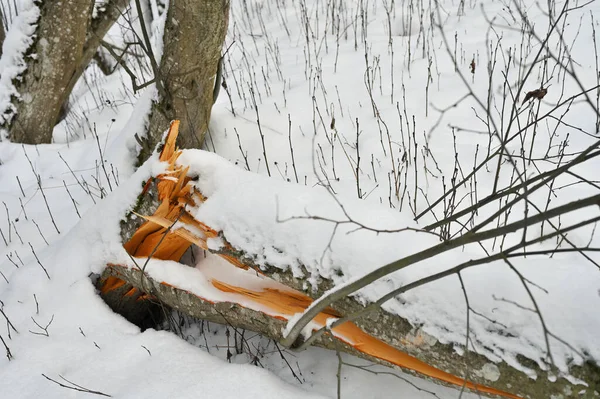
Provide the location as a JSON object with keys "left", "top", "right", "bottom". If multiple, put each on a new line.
{"left": 103, "top": 255, "right": 599, "bottom": 399}
{"left": 101, "top": 263, "right": 437, "bottom": 376}
{"left": 7, "top": 0, "right": 93, "bottom": 144}
{"left": 141, "top": 0, "right": 229, "bottom": 161}
{"left": 5, "top": 0, "right": 131, "bottom": 143}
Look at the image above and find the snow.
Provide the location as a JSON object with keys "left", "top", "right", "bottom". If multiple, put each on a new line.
{"left": 0, "top": 0, "right": 39, "bottom": 135}
{"left": 0, "top": 0, "right": 599, "bottom": 397}
{"left": 202, "top": 0, "right": 600, "bottom": 383}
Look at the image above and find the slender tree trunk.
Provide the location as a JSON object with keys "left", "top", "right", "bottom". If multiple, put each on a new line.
{"left": 0, "top": 9, "right": 5, "bottom": 58}
{"left": 140, "top": 0, "right": 153, "bottom": 40}
{"left": 62, "top": 0, "right": 132, "bottom": 106}
{"left": 7, "top": 0, "right": 93, "bottom": 144}
{"left": 142, "top": 0, "right": 230, "bottom": 159}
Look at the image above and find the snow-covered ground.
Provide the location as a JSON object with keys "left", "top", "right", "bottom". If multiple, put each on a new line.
{"left": 0, "top": 0, "right": 599, "bottom": 397}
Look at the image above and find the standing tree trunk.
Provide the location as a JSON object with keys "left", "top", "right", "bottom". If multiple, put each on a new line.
{"left": 62, "top": 0, "right": 132, "bottom": 107}
{"left": 142, "top": 0, "right": 230, "bottom": 159}
{"left": 0, "top": 9, "right": 6, "bottom": 58}
{"left": 7, "top": 0, "right": 93, "bottom": 144}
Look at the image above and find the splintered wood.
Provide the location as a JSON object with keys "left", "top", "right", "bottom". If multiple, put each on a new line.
{"left": 101, "top": 121, "right": 521, "bottom": 399}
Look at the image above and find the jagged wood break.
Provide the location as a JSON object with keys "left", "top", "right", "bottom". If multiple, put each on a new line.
{"left": 100, "top": 120, "right": 597, "bottom": 399}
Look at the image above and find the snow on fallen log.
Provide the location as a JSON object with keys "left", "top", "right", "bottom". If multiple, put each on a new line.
{"left": 102, "top": 121, "right": 600, "bottom": 399}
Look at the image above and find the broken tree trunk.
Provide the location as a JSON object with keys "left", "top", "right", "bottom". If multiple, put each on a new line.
{"left": 101, "top": 122, "right": 599, "bottom": 399}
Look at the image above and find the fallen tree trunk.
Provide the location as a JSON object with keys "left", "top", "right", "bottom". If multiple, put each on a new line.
{"left": 102, "top": 263, "right": 397, "bottom": 371}
{"left": 136, "top": 214, "right": 600, "bottom": 399}
{"left": 211, "top": 244, "right": 600, "bottom": 399}
{"left": 101, "top": 121, "right": 599, "bottom": 399}
{"left": 104, "top": 260, "right": 531, "bottom": 399}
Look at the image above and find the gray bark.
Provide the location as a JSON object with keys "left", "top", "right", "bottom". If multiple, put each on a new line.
{"left": 6, "top": 0, "right": 93, "bottom": 144}
{"left": 98, "top": 269, "right": 164, "bottom": 330}
{"left": 102, "top": 264, "right": 470, "bottom": 395}
{"left": 141, "top": 0, "right": 230, "bottom": 161}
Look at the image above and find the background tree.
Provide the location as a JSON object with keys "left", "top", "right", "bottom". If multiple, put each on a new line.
{"left": 0, "top": 8, "right": 5, "bottom": 57}
{"left": 6, "top": 1, "right": 92, "bottom": 144}
{"left": 62, "top": 0, "right": 132, "bottom": 115}
{"left": 1, "top": 0, "right": 229, "bottom": 150}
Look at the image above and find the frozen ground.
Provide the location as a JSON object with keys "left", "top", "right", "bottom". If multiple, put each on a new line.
{"left": 0, "top": 0, "right": 599, "bottom": 398}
